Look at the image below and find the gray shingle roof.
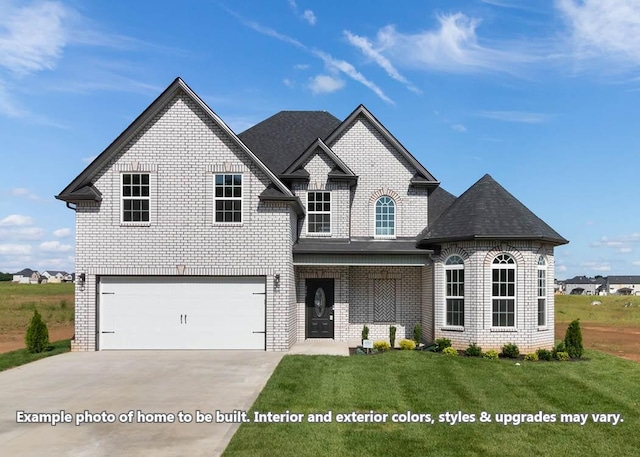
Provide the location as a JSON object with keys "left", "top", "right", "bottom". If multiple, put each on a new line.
{"left": 428, "top": 186, "right": 457, "bottom": 225}
{"left": 565, "top": 276, "right": 605, "bottom": 285}
{"left": 418, "top": 174, "right": 568, "bottom": 247}
{"left": 238, "top": 111, "right": 341, "bottom": 174}
{"left": 294, "top": 238, "right": 430, "bottom": 255}
{"left": 608, "top": 275, "right": 640, "bottom": 284}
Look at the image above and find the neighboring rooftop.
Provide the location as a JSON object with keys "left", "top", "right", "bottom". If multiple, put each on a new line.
{"left": 418, "top": 174, "right": 568, "bottom": 247}
{"left": 565, "top": 276, "right": 606, "bottom": 285}
{"left": 607, "top": 275, "right": 640, "bottom": 284}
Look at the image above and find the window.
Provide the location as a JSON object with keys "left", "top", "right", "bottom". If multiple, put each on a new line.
{"left": 215, "top": 174, "right": 242, "bottom": 223}
{"left": 307, "top": 191, "right": 331, "bottom": 233}
{"left": 375, "top": 196, "right": 395, "bottom": 236}
{"left": 538, "top": 256, "right": 547, "bottom": 326}
{"left": 445, "top": 255, "right": 464, "bottom": 326}
{"left": 122, "top": 173, "right": 150, "bottom": 222}
{"left": 492, "top": 254, "right": 516, "bottom": 327}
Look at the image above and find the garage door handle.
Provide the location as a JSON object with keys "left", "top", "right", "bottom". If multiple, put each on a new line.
{"left": 102, "top": 331, "right": 115, "bottom": 334}
{"left": 252, "top": 331, "right": 266, "bottom": 334}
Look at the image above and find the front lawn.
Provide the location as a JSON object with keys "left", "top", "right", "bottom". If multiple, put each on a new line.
{"left": 0, "top": 339, "right": 71, "bottom": 372}
{"left": 224, "top": 350, "right": 640, "bottom": 456}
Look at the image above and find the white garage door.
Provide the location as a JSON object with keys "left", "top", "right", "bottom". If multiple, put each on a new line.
{"left": 99, "top": 276, "right": 266, "bottom": 350}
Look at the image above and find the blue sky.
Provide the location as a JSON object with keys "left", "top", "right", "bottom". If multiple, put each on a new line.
{"left": 0, "top": 0, "right": 638, "bottom": 279}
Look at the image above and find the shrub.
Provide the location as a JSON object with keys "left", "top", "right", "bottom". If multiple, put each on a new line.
{"left": 25, "top": 309, "right": 49, "bottom": 353}
{"left": 389, "top": 325, "right": 397, "bottom": 348}
{"left": 442, "top": 347, "right": 458, "bottom": 357}
{"left": 465, "top": 343, "right": 483, "bottom": 357}
{"left": 524, "top": 353, "right": 539, "bottom": 361}
{"left": 564, "top": 319, "right": 584, "bottom": 359}
{"left": 413, "top": 323, "right": 422, "bottom": 345}
{"left": 555, "top": 351, "right": 570, "bottom": 361}
{"left": 536, "top": 348, "right": 553, "bottom": 361}
{"left": 501, "top": 343, "right": 520, "bottom": 359}
{"left": 483, "top": 350, "right": 499, "bottom": 360}
{"left": 434, "top": 338, "right": 451, "bottom": 352}
{"left": 399, "top": 339, "right": 416, "bottom": 350}
{"left": 552, "top": 341, "right": 566, "bottom": 359}
{"left": 361, "top": 325, "right": 369, "bottom": 344}
{"left": 373, "top": 340, "right": 391, "bottom": 352}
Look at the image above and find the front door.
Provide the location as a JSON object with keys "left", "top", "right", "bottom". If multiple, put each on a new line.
{"left": 306, "top": 279, "right": 334, "bottom": 338}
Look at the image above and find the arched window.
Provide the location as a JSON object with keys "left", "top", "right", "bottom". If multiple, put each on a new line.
{"left": 492, "top": 254, "right": 516, "bottom": 327}
{"left": 537, "top": 256, "right": 547, "bottom": 326}
{"left": 445, "top": 255, "right": 464, "bottom": 326}
{"left": 375, "top": 196, "right": 395, "bottom": 236}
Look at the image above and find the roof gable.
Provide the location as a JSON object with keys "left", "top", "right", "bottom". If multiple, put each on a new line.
{"left": 282, "top": 138, "right": 356, "bottom": 181}
{"left": 418, "top": 174, "right": 568, "bottom": 247}
{"left": 238, "top": 111, "right": 341, "bottom": 174}
{"left": 57, "top": 78, "right": 293, "bottom": 203}
{"left": 325, "top": 105, "right": 439, "bottom": 187}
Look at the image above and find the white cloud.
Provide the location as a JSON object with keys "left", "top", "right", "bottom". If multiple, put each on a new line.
{"left": 557, "top": 0, "right": 640, "bottom": 68}
{"left": 451, "top": 124, "right": 467, "bottom": 132}
{"left": 478, "top": 110, "right": 550, "bottom": 123}
{"left": 556, "top": 265, "right": 568, "bottom": 272}
{"left": 0, "top": 244, "right": 32, "bottom": 255}
{"left": 0, "top": 214, "right": 34, "bottom": 226}
{"left": 619, "top": 247, "right": 633, "bottom": 253}
{"left": 314, "top": 50, "right": 393, "bottom": 103}
{"left": 82, "top": 155, "right": 97, "bottom": 164}
{"left": 633, "top": 260, "right": 640, "bottom": 266}
{"left": 344, "top": 31, "right": 421, "bottom": 93}
{"left": 0, "top": 1, "right": 69, "bottom": 75}
{"left": 580, "top": 261, "right": 611, "bottom": 272}
{"left": 53, "top": 228, "right": 71, "bottom": 238}
{"left": 0, "top": 78, "right": 26, "bottom": 117}
{"left": 294, "top": 64, "right": 310, "bottom": 70}
{"left": 303, "top": 10, "right": 316, "bottom": 26}
{"left": 369, "top": 13, "right": 535, "bottom": 75}
{"left": 39, "top": 241, "right": 73, "bottom": 253}
{"left": 0, "top": 227, "right": 45, "bottom": 241}
{"left": 10, "top": 187, "right": 41, "bottom": 200}
{"left": 309, "top": 74, "right": 345, "bottom": 94}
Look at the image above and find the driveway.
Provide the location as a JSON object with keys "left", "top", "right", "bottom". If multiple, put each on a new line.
{"left": 0, "top": 351, "right": 283, "bottom": 456}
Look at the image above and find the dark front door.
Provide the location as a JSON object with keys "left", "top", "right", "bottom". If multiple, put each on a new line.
{"left": 306, "top": 279, "right": 334, "bottom": 338}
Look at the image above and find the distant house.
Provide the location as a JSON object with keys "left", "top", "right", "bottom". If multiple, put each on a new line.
{"left": 12, "top": 269, "right": 40, "bottom": 284}
{"left": 62, "top": 273, "right": 75, "bottom": 283}
{"left": 564, "top": 276, "right": 605, "bottom": 295}
{"left": 607, "top": 276, "right": 640, "bottom": 295}
{"left": 41, "top": 270, "right": 68, "bottom": 284}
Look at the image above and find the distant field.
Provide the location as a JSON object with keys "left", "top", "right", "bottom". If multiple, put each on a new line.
{"left": 555, "top": 294, "right": 640, "bottom": 325}
{"left": 0, "top": 282, "right": 74, "bottom": 352}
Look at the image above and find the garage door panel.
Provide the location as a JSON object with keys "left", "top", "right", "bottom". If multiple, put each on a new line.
{"left": 99, "top": 276, "right": 266, "bottom": 350}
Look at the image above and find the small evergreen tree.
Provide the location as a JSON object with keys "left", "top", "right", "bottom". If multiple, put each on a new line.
{"left": 361, "top": 325, "right": 369, "bottom": 344}
{"left": 25, "top": 309, "right": 49, "bottom": 353}
{"left": 389, "top": 325, "right": 397, "bottom": 348}
{"left": 413, "top": 323, "right": 422, "bottom": 346}
{"left": 564, "top": 319, "right": 584, "bottom": 359}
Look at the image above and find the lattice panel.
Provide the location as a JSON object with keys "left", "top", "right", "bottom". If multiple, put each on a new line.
{"left": 374, "top": 279, "right": 396, "bottom": 322}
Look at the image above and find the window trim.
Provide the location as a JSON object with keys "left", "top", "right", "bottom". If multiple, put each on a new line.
{"left": 443, "top": 255, "right": 464, "bottom": 329}
{"left": 306, "top": 191, "right": 332, "bottom": 236}
{"left": 491, "top": 253, "right": 516, "bottom": 328}
{"left": 120, "top": 172, "right": 151, "bottom": 226}
{"left": 213, "top": 173, "right": 244, "bottom": 225}
{"left": 537, "top": 256, "right": 547, "bottom": 327}
{"left": 374, "top": 195, "right": 396, "bottom": 239}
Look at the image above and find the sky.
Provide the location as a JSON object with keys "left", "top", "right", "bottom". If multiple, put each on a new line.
{"left": 0, "top": 0, "right": 639, "bottom": 279}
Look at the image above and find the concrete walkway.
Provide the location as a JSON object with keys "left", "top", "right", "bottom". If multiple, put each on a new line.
{"left": 288, "top": 339, "right": 355, "bottom": 356}
{"left": 0, "top": 351, "right": 283, "bottom": 457}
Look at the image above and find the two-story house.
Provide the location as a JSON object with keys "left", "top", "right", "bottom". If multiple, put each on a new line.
{"left": 57, "top": 78, "right": 568, "bottom": 352}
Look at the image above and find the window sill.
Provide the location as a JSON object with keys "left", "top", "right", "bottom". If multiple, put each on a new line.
{"left": 213, "top": 223, "right": 244, "bottom": 227}
{"left": 306, "top": 232, "right": 332, "bottom": 237}
{"left": 537, "top": 326, "right": 550, "bottom": 332}
{"left": 490, "top": 327, "right": 518, "bottom": 332}
{"left": 120, "top": 222, "right": 151, "bottom": 227}
{"left": 374, "top": 235, "right": 396, "bottom": 240}
{"left": 441, "top": 326, "right": 465, "bottom": 332}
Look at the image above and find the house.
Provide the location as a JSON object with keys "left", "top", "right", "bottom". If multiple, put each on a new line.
{"left": 607, "top": 276, "right": 640, "bottom": 295}
{"left": 56, "top": 78, "right": 568, "bottom": 352}
{"left": 12, "top": 269, "right": 40, "bottom": 284}
{"left": 41, "top": 270, "right": 68, "bottom": 284}
{"left": 564, "top": 276, "right": 606, "bottom": 295}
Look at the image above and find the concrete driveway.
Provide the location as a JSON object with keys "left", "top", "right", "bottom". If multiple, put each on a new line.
{"left": 0, "top": 351, "right": 283, "bottom": 456}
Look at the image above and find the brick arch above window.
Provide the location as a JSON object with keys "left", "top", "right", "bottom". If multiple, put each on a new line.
{"left": 483, "top": 245, "right": 525, "bottom": 267}
{"left": 439, "top": 246, "right": 470, "bottom": 263}
{"left": 369, "top": 187, "right": 401, "bottom": 203}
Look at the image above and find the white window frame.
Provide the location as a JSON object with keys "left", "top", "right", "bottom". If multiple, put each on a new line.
{"left": 306, "top": 191, "right": 331, "bottom": 236}
{"left": 537, "top": 256, "right": 547, "bottom": 327}
{"left": 121, "top": 172, "right": 151, "bottom": 226}
{"left": 374, "top": 196, "right": 396, "bottom": 238}
{"left": 214, "top": 173, "right": 243, "bottom": 224}
{"left": 444, "top": 255, "right": 464, "bottom": 328}
{"left": 491, "top": 253, "right": 516, "bottom": 328}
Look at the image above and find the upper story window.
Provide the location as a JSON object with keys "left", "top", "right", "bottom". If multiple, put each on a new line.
{"left": 537, "top": 256, "right": 547, "bottom": 326}
{"left": 307, "top": 191, "right": 331, "bottom": 234}
{"left": 375, "top": 196, "right": 395, "bottom": 237}
{"left": 445, "top": 255, "right": 464, "bottom": 327}
{"left": 215, "top": 174, "right": 242, "bottom": 223}
{"left": 492, "top": 254, "right": 516, "bottom": 327}
{"left": 122, "top": 173, "right": 150, "bottom": 223}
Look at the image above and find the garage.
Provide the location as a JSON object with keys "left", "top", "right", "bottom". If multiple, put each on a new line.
{"left": 98, "top": 276, "right": 266, "bottom": 350}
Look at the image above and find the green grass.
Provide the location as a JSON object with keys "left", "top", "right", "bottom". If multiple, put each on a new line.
{"left": 224, "top": 351, "right": 640, "bottom": 457}
{"left": 0, "top": 282, "right": 74, "bottom": 335}
{"left": 0, "top": 339, "right": 71, "bottom": 372}
{"left": 555, "top": 294, "right": 640, "bottom": 325}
